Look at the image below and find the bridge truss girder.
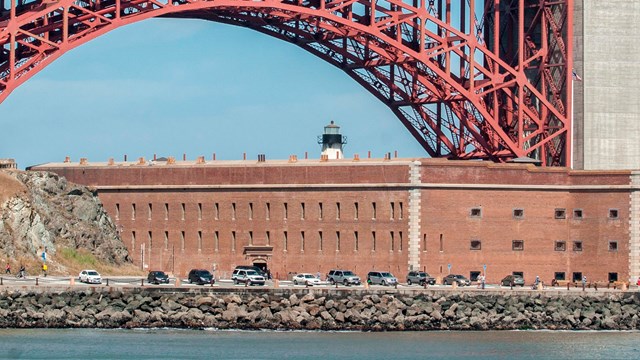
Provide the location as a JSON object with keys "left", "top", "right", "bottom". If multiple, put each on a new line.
{"left": 0, "top": 0, "right": 572, "bottom": 166}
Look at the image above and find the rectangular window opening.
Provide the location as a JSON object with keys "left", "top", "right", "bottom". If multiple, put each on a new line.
{"left": 301, "top": 231, "right": 305, "bottom": 252}
{"left": 197, "top": 203, "right": 202, "bottom": 220}
{"left": 470, "top": 271, "right": 481, "bottom": 282}
{"left": 336, "top": 231, "right": 341, "bottom": 251}
{"left": 284, "top": 203, "right": 288, "bottom": 220}
{"left": 336, "top": 202, "right": 341, "bottom": 220}
{"left": 554, "top": 272, "right": 566, "bottom": 281}
{"left": 573, "top": 241, "right": 583, "bottom": 251}
{"left": 231, "top": 231, "right": 236, "bottom": 251}
{"left": 354, "top": 231, "right": 359, "bottom": 251}
{"left": 115, "top": 204, "right": 120, "bottom": 220}
{"left": 470, "top": 240, "right": 482, "bottom": 250}
{"left": 249, "top": 231, "right": 254, "bottom": 246}
{"left": 214, "top": 231, "right": 219, "bottom": 252}
{"left": 232, "top": 203, "right": 236, "bottom": 220}
{"left": 470, "top": 207, "right": 482, "bottom": 218}
{"left": 197, "top": 231, "right": 202, "bottom": 251}
{"left": 372, "top": 231, "right": 376, "bottom": 251}
{"left": 390, "top": 231, "right": 395, "bottom": 251}
{"left": 131, "top": 204, "right": 136, "bottom": 220}
{"left": 422, "top": 234, "right": 427, "bottom": 252}
{"left": 181, "top": 203, "right": 185, "bottom": 221}
{"left": 573, "top": 209, "right": 583, "bottom": 219}
{"left": 608, "top": 272, "right": 618, "bottom": 283}
{"left": 399, "top": 202, "right": 403, "bottom": 220}
{"left": 249, "top": 203, "right": 253, "bottom": 220}
{"left": 301, "top": 203, "right": 305, "bottom": 220}
{"left": 319, "top": 202, "right": 323, "bottom": 220}
{"left": 180, "top": 231, "right": 185, "bottom": 251}
{"left": 164, "top": 231, "right": 168, "bottom": 250}
{"left": 572, "top": 272, "right": 582, "bottom": 282}
{"left": 439, "top": 234, "right": 444, "bottom": 252}
{"left": 266, "top": 231, "right": 271, "bottom": 246}
{"left": 148, "top": 203, "right": 153, "bottom": 220}
{"left": 266, "top": 202, "right": 271, "bottom": 220}
{"left": 164, "top": 203, "right": 169, "bottom": 220}
{"left": 554, "top": 208, "right": 566, "bottom": 219}
{"left": 609, "top": 209, "right": 619, "bottom": 219}
{"left": 319, "top": 231, "right": 323, "bottom": 251}
{"left": 372, "top": 202, "right": 377, "bottom": 220}
{"left": 390, "top": 202, "right": 395, "bottom": 220}
{"left": 554, "top": 241, "right": 566, "bottom": 251}
{"left": 513, "top": 208, "right": 524, "bottom": 219}
{"left": 609, "top": 241, "right": 618, "bottom": 251}
{"left": 214, "top": 203, "right": 219, "bottom": 220}
{"left": 512, "top": 240, "right": 524, "bottom": 251}
{"left": 148, "top": 231, "right": 152, "bottom": 249}
{"left": 354, "top": 202, "right": 359, "bottom": 220}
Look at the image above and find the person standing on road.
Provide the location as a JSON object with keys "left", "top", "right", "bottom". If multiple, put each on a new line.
{"left": 42, "top": 263, "right": 47, "bottom": 277}
{"left": 316, "top": 271, "right": 321, "bottom": 280}
{"left": 5, "top": 263, "right": 10, "bottom": 274}
{"left": 582, "top": 275, "right": 587, "bottom": 291}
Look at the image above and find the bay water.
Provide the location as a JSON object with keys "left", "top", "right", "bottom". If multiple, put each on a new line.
{"left": 0, "top": 329, "right": 638, "bottom": 359}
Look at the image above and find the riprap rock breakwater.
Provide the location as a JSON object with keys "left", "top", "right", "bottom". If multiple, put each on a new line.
{"left": 1, "top": 288, "right": 639, "bottom": 331}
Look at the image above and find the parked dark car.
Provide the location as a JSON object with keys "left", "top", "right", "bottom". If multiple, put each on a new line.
{"left": 442, "top": 274, "right": 471, "bottom": 286}
{"left": 501, "top": 274, "right": 525, "bottom": 287}
{"left": 406, "top": 271, "right": 436, "bottom": 286}
{"left": 147, "top": 270, "right": 170, "bottom": 285}
{"left": 188, "top": 269, "right": 214, "bottom": 285}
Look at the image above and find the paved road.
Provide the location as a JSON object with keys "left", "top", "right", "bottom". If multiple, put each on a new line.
{"left": 0, "top": 275, "right": 628, "bottom": 292}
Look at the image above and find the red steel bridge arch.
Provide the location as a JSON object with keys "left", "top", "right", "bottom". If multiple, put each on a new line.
{"left": 1, "top": 0, "right": 573, "bottom": 166}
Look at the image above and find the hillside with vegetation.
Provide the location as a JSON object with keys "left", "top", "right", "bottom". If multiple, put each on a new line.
{"left": 0, "top": 170, "right": 139, "bottom": 276}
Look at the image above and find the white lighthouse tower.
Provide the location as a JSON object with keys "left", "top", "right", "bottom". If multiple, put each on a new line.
{"left": 318, "top": 121, "right": 347, "bottom": 159}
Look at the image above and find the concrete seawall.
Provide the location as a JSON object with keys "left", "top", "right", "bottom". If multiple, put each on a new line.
{"left": 1, "top": 287, "right": 639, "bottom": 330}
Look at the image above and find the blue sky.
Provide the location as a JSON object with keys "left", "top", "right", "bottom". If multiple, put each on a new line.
{"left": 0, "top": 18, "right": 426, "bottom": 169}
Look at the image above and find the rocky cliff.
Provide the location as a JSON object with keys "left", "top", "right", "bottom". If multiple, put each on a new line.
{"left": 0, "top": 170, "right": 130, "bottom": 268}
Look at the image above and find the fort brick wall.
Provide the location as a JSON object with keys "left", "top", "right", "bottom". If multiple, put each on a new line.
{"left": 30, "top": 158, "right": 635, "bottom": 285}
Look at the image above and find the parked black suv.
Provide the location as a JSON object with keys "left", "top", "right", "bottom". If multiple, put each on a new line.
{"left": 147, "top": 270, "right": 170, "bottom": 285}
{"left": 188, "top": 269, "right": 214, "bottom": 285}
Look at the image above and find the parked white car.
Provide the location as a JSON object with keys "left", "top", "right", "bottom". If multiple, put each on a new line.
{"left": 292, "top": 273, "right": 322, "bottom": 286}
{"left": 79, "top": 269, "right": 102, "bottom": 284}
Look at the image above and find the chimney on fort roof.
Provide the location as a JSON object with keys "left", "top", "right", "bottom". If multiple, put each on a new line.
{"left": 257, "top": 154, "right": 266, "bottom": 162}
{"left": 79, "top": 158, "right": 88, "bottom": 165}
{"left": 318, "top": 120, "right": 347, "bottom": 160}
{"left": 64, "top": 156, "right": 70, "bottom": 163}
{"left": 353, "top": 154, "right": 360, "bottom": 161}
{"left": 138, "top": 157, "right": 145, "bottom": 165}
{"left": 108, "top": 158, "right": 114, "bottom": 166}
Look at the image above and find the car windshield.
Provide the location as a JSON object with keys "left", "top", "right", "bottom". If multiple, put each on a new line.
{"left": 198, "top": 271, "right": 211, "bottom": 276}
{"left": 381, "top": 273, "right": 394, "bottom": 277}
{"left": 246, "top": 270, "right": 258, "bottom": 276}
{"left": 87, "top": 271, "right": 99, "bottom": 276}
{"left": 303, "top": 274, "right": 315, "bottom": 278}
{"left": 343, "top": 271, "right": 354, "bottom": 276}
{"left": 454, "top": 275, "right": 465, "bottom": 279}
{"left": 418, "top": 272, "right": 427, "bottom": 276}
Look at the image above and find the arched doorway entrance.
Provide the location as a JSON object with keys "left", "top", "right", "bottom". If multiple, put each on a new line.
{"left": 252, "top": 258, "right": 269, "bottom": 279}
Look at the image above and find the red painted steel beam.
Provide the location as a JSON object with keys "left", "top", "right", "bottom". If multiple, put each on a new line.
{"left": 0, "top": 0, "right": 572, "bottom": 166}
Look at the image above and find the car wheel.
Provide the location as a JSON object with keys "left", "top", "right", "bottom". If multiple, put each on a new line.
{"left": 233, "top": 279, "right": 238, "bottom": 285}
{"left": 407, "top": 279, "right": 412, "bottom": 285}
{"left": 294, "top": 280, "right": 298, "bottom": 285}
{"left": 329, "top": 279, "right": 335, "bottom": 285}
{"left": 382, "top": 280, "right": 387, "bottom": 286}
{"left": 343, "top": 280, "right": 349, "bottom": 286}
